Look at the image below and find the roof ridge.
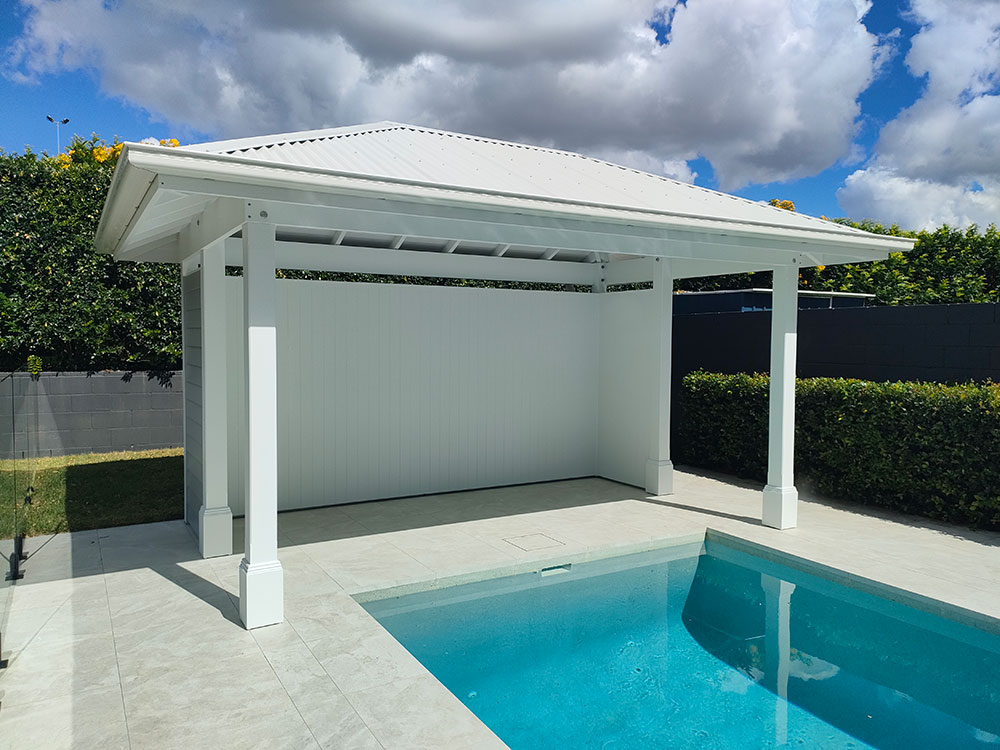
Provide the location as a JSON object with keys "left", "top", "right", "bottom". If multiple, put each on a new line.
{"left": 182, "top": 121, "right": 406, "bottom": 154}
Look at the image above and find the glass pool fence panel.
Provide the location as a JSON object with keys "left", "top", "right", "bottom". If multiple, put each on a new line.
{"left": 1, "top": 371, "right": 37, "bottom": 667}
{"left": 1, "top": 374, "right": 14, "bottom": 665}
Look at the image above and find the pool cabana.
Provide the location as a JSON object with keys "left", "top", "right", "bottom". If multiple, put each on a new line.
{"left": 96, "top": 122, "right": 914, "bottom": 629}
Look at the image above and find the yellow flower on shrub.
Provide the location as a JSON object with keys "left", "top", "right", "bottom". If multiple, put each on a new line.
{"left": 158, "top": 138, "right": 180, "bottom": 148}
{"left": 55, "top": 153, "right": 72, "bottom": 169}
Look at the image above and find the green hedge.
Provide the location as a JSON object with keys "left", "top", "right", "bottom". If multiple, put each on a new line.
{"left": 675, "top": 371, "right": 1000, "bottom": 529}
{"left": 1, "top": 137, "right": 181, "bottom": 375}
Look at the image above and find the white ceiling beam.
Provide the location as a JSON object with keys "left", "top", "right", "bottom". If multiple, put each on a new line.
{"left": 389, "top": 235, "right": 405, "bottom": 249}
{"left": 540, "top": 248, "right": 560, "bottom": 260}
{"left": 124, "top": 236, "right": 180, "bottom": 264}
{"left": 177, "top": 198, "right": 246, "bottom": 260}
{"left": 331, "top": 230, "right": 346, "bottom": 245}
{"left": 603, "top": 257, "right": 655, "bottom": 286}
{"left": 181, "top": 254, "right": 201, "bottom": 276}
{"left": 672, "top": 258, "right": 790, "bottom": 278}
{"left": 443, "top": 239, "right": 459, "bottom": 253}
{"left": 492, "top": 243, "right": 510, "bottom": 257}
{"left": 124, "top": 216, "right": 202, "bottom": 256}
{"left": 223, "top": 238, "right": 595, "bottom": 286}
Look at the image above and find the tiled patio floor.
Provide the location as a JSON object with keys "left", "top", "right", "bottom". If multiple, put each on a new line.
{"left": 1, "top": 469, "right": 998, "bottom": 749}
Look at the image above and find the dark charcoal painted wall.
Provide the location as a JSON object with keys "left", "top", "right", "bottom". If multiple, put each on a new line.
{"left": 1, "top": 371, "right": 183, "bottom": 459}
{"left": 673, "top": 302, "right": 1000, "bottom": 385}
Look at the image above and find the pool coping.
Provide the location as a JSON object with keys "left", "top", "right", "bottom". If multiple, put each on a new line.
{"left": 352, "top": 531, "right": 707, "bottom": 604}
{"left": 354, "top": 526, "right": 1000, "bottom": 638}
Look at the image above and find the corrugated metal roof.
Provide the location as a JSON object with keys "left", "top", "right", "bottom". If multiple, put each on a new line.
{"left": 183, "top": 122, "right": 867, "bottom": 239}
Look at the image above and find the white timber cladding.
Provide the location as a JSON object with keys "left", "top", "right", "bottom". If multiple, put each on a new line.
{"left": 597, "top": 290, "right": 655, "bottom": 488}
{"left": 225, "top": 278, "right": 601, "bottom": 515}
{"left": 181, "top": 271, "right": 203, "bottom": 526}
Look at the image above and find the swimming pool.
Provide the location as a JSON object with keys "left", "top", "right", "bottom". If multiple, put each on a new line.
{"left": 363, "top": 538, "right": 1000, "bottom": 749}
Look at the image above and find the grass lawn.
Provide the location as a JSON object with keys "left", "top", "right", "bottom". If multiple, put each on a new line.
{"left": 0, "top": 448, "right": 184, "bottom": 538}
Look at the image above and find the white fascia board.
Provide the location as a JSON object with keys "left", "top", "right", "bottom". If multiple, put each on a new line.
{"left": 94, "top": 149, "right": 158, "bottom": 255}
{"left": 223, "top": 238, "right": 598, "bottom": 286}
{"left": 124, "top": 146, "right": 915, "bottom": 260}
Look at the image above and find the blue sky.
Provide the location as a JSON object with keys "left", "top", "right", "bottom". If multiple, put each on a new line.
{"left": 0, "top": 7, "right": 207, "bottom": 153}
{"left": 1, "top": 0, "right": 997, "bottom": 229}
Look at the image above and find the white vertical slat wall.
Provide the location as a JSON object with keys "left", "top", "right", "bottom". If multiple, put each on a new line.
{"left": 181, "top": 271, "right": 204, "bottom": 525}
{"left": 225, "top": 279, "right": 601, "bottom": 514}
{"left": 596, "top": 290, "right": 655, "bottom": 488}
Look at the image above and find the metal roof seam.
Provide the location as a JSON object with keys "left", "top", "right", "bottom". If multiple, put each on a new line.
{"left": 214, "top": 124, "right": 846, "bottom": 238}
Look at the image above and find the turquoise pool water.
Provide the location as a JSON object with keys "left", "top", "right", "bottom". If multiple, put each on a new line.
{"left": 364, "top": 540, "right": 1000, "bottom": 749}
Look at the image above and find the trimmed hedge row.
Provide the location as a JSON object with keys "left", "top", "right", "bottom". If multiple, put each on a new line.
{"left": 675, "top": 371, "right": 1000, "bottom": 529}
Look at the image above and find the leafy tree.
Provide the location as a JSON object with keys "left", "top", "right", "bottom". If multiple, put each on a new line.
{"left": 0, "top": 135, "right": 181, "bottom": 376}
{"left": 803, "top": 221, "right": 1000, "bottom": 305}
{"left": 768, "top": 198, "right": 796, "bottom": 211}
{"left": 678, "top": 201, "right": 1000, "bottom": 304}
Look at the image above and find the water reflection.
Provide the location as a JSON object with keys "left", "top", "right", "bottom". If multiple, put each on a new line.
{"left": 682, "top": 548, "right": 1000, "bottom": 749}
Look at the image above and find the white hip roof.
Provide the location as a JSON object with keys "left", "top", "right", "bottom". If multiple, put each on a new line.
{"left": 96, "top": 121, "right": 914, "bottom": 279}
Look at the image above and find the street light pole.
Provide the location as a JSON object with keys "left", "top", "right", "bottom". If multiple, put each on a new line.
{"left": 46, "top": 115, "right": 70, "bottom": 154}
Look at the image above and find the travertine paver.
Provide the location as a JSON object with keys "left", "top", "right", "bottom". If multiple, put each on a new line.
{"left": 1, "top": 470, "right": 998, "bottom": 749}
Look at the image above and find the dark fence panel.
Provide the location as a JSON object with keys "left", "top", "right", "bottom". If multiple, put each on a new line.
{"left": 673, "top": 302, "right": 1000, "bottom": 385}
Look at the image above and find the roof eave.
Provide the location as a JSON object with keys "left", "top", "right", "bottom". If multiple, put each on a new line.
{"left": 117, "top": 144, "right": 915, "bottom": 261}
{"left": 94, "top": 145, "right": 158, "bottom": 257}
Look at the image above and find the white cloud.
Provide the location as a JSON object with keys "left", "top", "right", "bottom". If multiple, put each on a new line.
{"left": 839, "top": 168, "right": 1000, "bottom": 228}
{"left": 837, "top": 0, "right": 1000, "bottom": 229}
{"left": 6, "top": 0, "right": 886, "bottom": 189}
{"left": 578, "top": 147, "right": 698, "bottom": 183}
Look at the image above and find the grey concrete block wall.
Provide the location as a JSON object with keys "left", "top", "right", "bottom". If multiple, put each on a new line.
{"left": 1, "top": 371, "right": 183, "bottom": 459}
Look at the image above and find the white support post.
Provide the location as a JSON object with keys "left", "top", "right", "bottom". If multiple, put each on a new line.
{"left": 645, "top": 257, "right": 674, "bottom": 495}
{"left": 763, "top": 264, "right": 799, "bottom": 529}
{"left": 198, "top": 240, "right": 233, "bottom": 558}
{"left": 239, "top": 219, "right": 284, "bottom": 629}
{"left": 180, "top": 264, "right": 193, "bottom": 528}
